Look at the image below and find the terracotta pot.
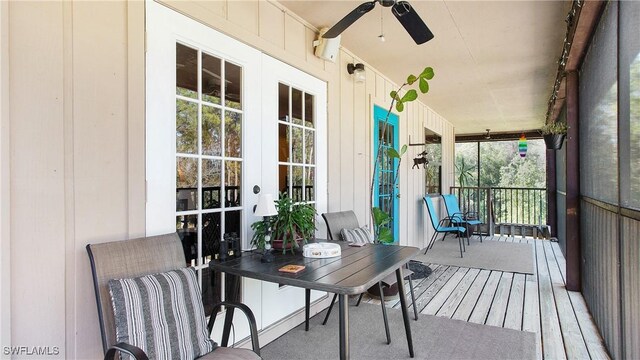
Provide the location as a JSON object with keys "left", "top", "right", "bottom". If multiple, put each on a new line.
{"left": 543, "top": 134, "right": 565, "bottom": 150}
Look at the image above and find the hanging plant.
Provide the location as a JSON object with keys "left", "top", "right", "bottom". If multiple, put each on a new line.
{"left": 540, "top": 121, "right": 567, "bottom": 150}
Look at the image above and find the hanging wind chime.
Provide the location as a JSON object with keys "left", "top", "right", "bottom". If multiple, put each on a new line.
{"left": 518, "top": 133, "right": 528, "bottom": 158}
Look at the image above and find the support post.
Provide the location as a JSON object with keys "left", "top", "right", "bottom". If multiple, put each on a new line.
{"left": 546, "top": 150, "right": 557, "bottom": 238}
{"left": 565, "top": 71, "right": 581, "bottom": 291}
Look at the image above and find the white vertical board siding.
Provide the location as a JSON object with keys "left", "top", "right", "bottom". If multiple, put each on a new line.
{"left": 9, "top": 1, "right": 67, "bottom": 356}
{"left": 0, "top": 0, "right": 10, "bottom": 351}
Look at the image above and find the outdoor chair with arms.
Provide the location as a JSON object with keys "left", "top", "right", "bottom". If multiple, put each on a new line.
{"left": 442, "top": 194, "right": 484, "bottom": 244}
{"left": 87, "top": 233, "right": 261, "bottom": 360}
{"left": 423, "top": 196, "right": 468, "bottom": 258}
{"left": 309, "top": 211, "right": 418, "bottom": 330}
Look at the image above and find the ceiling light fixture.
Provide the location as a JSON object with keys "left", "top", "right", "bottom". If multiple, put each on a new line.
{"left": 347, "top": 63, "right": 366, "bottom": 83}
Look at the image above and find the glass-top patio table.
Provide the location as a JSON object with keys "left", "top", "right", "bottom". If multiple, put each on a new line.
{"left": 209, "top": 241, "right": 420, "bottom": 360}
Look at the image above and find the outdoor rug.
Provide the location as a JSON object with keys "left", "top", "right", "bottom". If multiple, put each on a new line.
{"left": 260, "top": 303, "right": 536, "bottom": 360}
{"left": 413, "top": 236, "right": 535, "bottom": 274}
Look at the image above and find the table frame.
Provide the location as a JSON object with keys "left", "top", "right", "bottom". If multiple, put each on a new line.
{"left": 209, "top": 241, "right": 419, "bottom": 360}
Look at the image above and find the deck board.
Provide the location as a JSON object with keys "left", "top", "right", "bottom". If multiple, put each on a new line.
{"left": 363, "top": 237, "right": 609, "bottom": 359}
{"left": 468, "top": 270, "right": 502, "bottom": 324}
{"left": 451, "top": 269, "right": 491, "bottom": 321}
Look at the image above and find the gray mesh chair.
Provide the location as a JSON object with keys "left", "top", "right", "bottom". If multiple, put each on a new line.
{"left": 87, "top": 233, "right": 261, "bottom": 360}
{"left": 304, "top": 211, "right": 417, "bottom": 342}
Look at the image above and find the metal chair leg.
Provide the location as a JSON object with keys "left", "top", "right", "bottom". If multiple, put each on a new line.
{"left": 425, "top": 231, "right": 438, "bottom": 254}
{"left": 406, "top": 264, "right": 418, "bottom": 321}
{"left": 378, "top": 281, "right": 391, "bottom": 345}
{"left": 458, "top": 236, "right": 464, "bottom": 258}
{"left": 322, "top": 293, "right": 338, "bottom": 325}
{"left": 355, "top": 293, "right": 364, "bottom": 307}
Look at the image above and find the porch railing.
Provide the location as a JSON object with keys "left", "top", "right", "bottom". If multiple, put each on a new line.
{"left": 449, "top": 186, "right": 548, "bottom": 236}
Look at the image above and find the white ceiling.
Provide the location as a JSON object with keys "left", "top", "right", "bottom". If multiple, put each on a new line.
{"left": 278, "top": 0, "right": 570, "bottom": 134}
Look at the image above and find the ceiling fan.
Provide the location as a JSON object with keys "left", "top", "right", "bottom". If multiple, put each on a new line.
{"left": 323, "top": 0, "right": 434, "bottom": 45}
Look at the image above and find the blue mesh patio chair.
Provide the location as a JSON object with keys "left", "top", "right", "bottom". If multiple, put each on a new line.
{"left": 442, "top": 194, "right": 484, "bottom": 244}
{"left": 423, "top": 196, "right": 467, "bottom": 258}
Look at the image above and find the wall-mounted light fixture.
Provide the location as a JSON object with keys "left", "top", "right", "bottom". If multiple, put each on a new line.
{"left": 347, "top": 63, "right": 366, "bottom": 83}
{"left": 485, "top": 129, "right": 491, "bottom": 140}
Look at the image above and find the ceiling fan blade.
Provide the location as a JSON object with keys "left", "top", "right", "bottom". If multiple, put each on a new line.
{"left": 392, "top": 1, "right": 434, "bottom": 44}
{"left": 323, "top": 1, "right": 377, "bottom": 38}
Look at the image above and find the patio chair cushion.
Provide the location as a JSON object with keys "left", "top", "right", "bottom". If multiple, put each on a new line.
{"left": 341, "top": 226, "right": 374, "bottom": 245}
{"left": 108, "top": 267, "right": 216, "bottom": 360}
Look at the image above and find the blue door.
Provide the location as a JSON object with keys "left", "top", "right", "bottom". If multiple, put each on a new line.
{"left": 373, "top": 105, "right": 399, "bottom": 243}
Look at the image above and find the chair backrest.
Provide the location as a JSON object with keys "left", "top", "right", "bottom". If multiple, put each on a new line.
{"left": 442, "top": 194, "right": 463, "bottom": 222}
{"left": 322, "top": 211, "right": 360, "bottom": 241}
{"left": 423, "top": 196, "right": 441, "bottom": 230}
{"left": 86, "top": 233, "right": 186, "bottom": 354}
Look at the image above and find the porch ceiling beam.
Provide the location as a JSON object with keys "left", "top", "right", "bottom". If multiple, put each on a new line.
{"left": 547, "top": 0, "right": 606, "bottom": 124}
{"left": 455, "top": 131, "right": 542, "bottom": 143}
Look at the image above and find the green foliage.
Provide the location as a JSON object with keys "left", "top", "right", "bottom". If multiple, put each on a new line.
{"left": 389, "top": 67, "right": 434, "bottom": 113}
{"left": 540, "top": 121, "right": 568, "bottom": 135}
{"left": 372, "top": 207, "right": 394, "bottom": 244}
{"left": 250, "top": 219, "right": 271, "bottom": 251}
{"left": 455, "top": 157, "right": 476, "bottom": 187}
{"left": 271, "top": 193, "right": 317, "bottom": 254}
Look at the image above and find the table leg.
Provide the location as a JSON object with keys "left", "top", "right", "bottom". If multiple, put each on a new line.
{"left": 221, "top": 274, "right": 240, "bottom": 347}
{"left": 338, "top": 294, "right": 349, "bottom": 360}
{"left": 396, "top": 267, "right": 415, "bottom": 358}
{"left": 305, "top": 288, "right": 311, "bottom": 331}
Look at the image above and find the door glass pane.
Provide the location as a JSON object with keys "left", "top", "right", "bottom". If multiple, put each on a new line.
{"left": 304, "top": 93, "right": 314, "bottom": 128}
{"left": 278, "top": 84, "right": 315, "bottom": 203}
{"left": 202, "top": 53, "right": 221, "bottom": 104}
{"left": 292, "top": 127, "right": 303, "bottom": 164}
{"left": 175, "top": 42, "right": 244, "bottom": 313}
{"left": 176, "top": 99, "right": 198, "bottom": 154}
{"left": 305, "top": 167, "right": 315, "bottom": 201}
{"left": 224, "top": 210, "right": 242, "bottom": 242}
{"left": 279, "top": 124, "right": 289, "bottom": 162}
{"left": 279, "top": 83, "right": 289, "bottom": 121}
{"left": 225, "top": 62, "right": 242, "bottom": 109}
{"left": 292, "top": 166, "right": 303, "bottom": 202}
{"left": 225, "top": 161, "right": 241, "bottom": 207}
{"left": 292, "top": 88, "right": 303, "bottom": 125}
{"left": 176, "top": 157, "right": 198, "bottom": 211}
{"left": 305, "top": 130, "right": 315, "bottom": 164}
{"left": 176, "top": 43, "right": 197, "bottom": 99}
{"left": 202, "top": 105, "right": 222, "bottom": 156}
{"left": 202, "top": 212, "right": 221, "bottom": 263}
{"left": 279, "top": 165, "right": 289, "bottom": 195}
{"left": 225, "top": 111, "right": 242, "bottom": 158}
{"left": 202, "top": 159, "right": 221, "bottom": 209}
{"left": 176, "top": 214, "right": 198, "bottom": 265}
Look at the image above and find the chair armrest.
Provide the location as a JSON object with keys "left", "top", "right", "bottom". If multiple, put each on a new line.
{"left": 464, "top": 211, "right": 480, "bottom": 220}
{"left": 104, "top": 343, "right": 148, "bottom": 360}
{"left": 208, "top": 301, "right": 260, "bottom": 356}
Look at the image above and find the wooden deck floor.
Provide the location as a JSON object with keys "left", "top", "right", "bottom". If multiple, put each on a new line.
{"left": 363, "top": 236, "right": 610, "bottom": 360}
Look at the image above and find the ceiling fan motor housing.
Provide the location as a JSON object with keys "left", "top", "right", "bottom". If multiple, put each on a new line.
{"left": 379, "top": 0, "right": 396, "bottom": 7}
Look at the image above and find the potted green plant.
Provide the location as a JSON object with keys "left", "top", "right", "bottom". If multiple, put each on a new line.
{"left": 370, "top": 67, "right": 434, "bottom": 244}
{"left": 541, "top": 121, "right": 567, "bottom": 150}
{"left": 251, "top": 193, "right": 316, "bottom": 254}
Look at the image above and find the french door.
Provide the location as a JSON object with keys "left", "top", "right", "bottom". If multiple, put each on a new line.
{"left": 373, "top": 105, "right": 400, "bottom": 242}
{"left": 145, "top": 0, "right": 263, "bottom": 337}
{"left": 260, "top": 55, "right": 327, "bottom": 328}
{"left": 145, "top": 0, "right": 328, "bottom": 339}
